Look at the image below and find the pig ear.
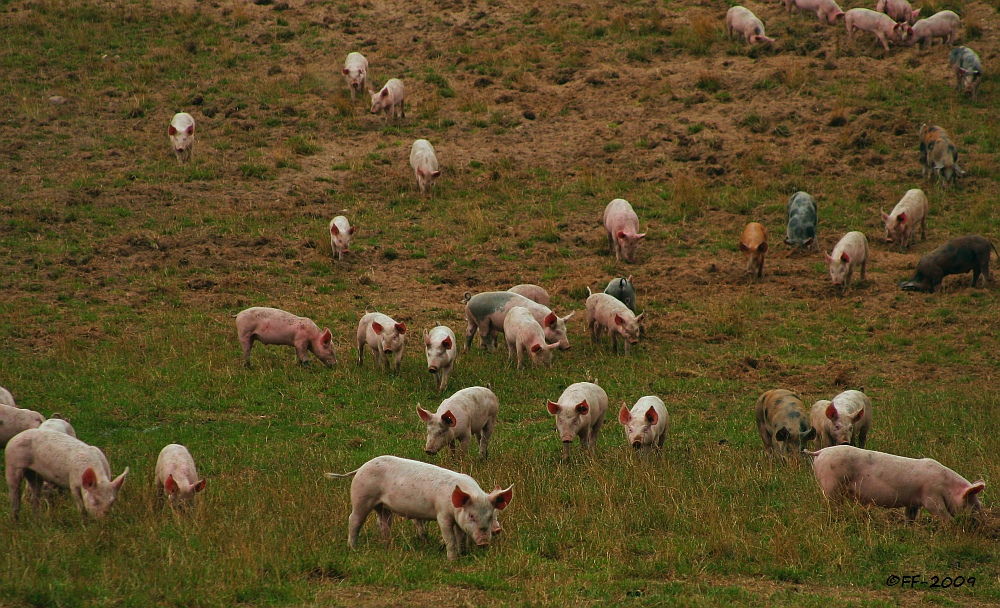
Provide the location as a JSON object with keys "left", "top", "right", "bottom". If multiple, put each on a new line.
{"left": 575, "top": 400, "right": 589, "bottom": 415}
{"left": 964, "top": 482, "right": 986, "bottom": 501}
{"left": 880, "top": 210, "right": 889, "bottom": 222}
{"left": 431, "top": 171, "right": 441, "bottom": 178}
{"left": 451, "top": 485, "right": 472, "bottom": 509}
{"left": 618, "top": 403, "right": 631, "bottom": 425}
{"left": 852, "top": 407, "right": 865, "bottom": 422}
{"left": 562, "top": 311, "right": 575, "bottom": 323}
{"left": 645, "top": 406, "right": 658, "bottom": 426}
{"left": 331, "top": 224, "right": 340, "bottom": 235}
{"left": 441, "top": 411, "right": 457, "bottom": 427}
{"left": 775, "top": 427, "right": 790, "bottom": 442}
{"left": 491, "top": 484, "right": 514, "bottom": 510}
{"left": 371, "top": 321, "right": 383, "bottom": 334}
{"left": 825, "top": 402, "right": 839, "bottom": 421}
{"left": 111, "top": 467, "right": 129, "bottom": 492}
{"left": 342, "top": 67, "right": 350, "bottom": 75}
{"left": 840, "top": 252, "right": 850, "bottom": 263}
{"left": 804, "top": 427, "right": 817, "bottom": 441}
{"left": 442, "top": 336, "right": 453, "bottom": 350}
{"left": 530, "top": 343, "right": 542, "bottom": 353}
{"left": 165, "top": 474, "right": 179, "bottom": 495}
{"left": 739, "top": 242, "right": 749, "bottom": 253}
{"left": 626, "top": 275, "right": 632, "bottom": 282}
{"left": 82, "top": 467, "right": 98, "bottom": 490}
{"left": 546, "top": 400, "right": 560, "bottom": 415}
{"left": 759, "top": 242, "right": 768, "bottom": 254}
{"left": 636, "top": 233, "right": 646, "bottom": 239}
{"left": 380, "top": 88, "right": 389, "bottom": 98}
{"left": 823, "top": 252, "right": 833, "bottom": 263}
{"left": 321, "top": 329, "right": 332, "bottom": 344}
{"left": 194, "top": 479, "right": 207, "bottom": 493}
{"left": 897, "top": 212, "right": 906, "bottom": 224}
{"left": 168, "top": 126, "right": 177, "bottom": 136}
{"left": 635, "top": 312, "right": 644, "bottom": 322}
{"left": 187, "top": 125, "right": 194, "bottom": 135}
{"left": 614, "top": 314, "right": 625, "bottom": 326}
{"left": 423, "top": 330, "right": 430, "bottom": 345}
{"left": 416, "top": 405, "right": 432, "bottom": 422}
{"left": 395, "top": 322, "right": 406, "bottom": 334}
{"left": 348, "top": 226, "right": 356, "bottom": 235}
{"left": 544, "top": 312, "right": 557, "bottom": 327}
{"left": 616, "top": 230, "right": 626, "bottom": 239}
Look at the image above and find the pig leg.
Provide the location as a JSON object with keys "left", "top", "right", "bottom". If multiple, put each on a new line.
{"left": 459, "top": 435, "right": 472, "bottom": 455}
{"left": 438, "top": 369, "right": 449, "bottom": 392}
{"left": 562, "top": 440, "right": 572, "bottom": 460}
{"left": 393, "top": 350, "right": 402, "bottom": 374}
{"left": 971, "top": 264, "right": 982, "bottom": 287}
{"left": 920, "top": 216, "right": 926, "bottom": 241}
{"left": 657, "top": 432, "right": 666, "bottom": 448}
{"left": 347, "top": 506, "right": 371, "bottom": 549}
{"left": 876, "top": 32, "right": 889, "bottom": 52}
{"left": 24, "top": 471, "right": 43, "bottom": 513}
{"left": 438, "top": 515, "right": 462, "bottom": 560}
{"left": 922, "top": 495, "right": 954, "bottom": 522}
{"left": 240, "top": 332, "right": 255, "bottom": 368}
{"left": 356, "top": 335, "right": 365, "bottom": 366}
{"left": 905, "top": 505, "right": 920, "bottom": 521}
{"left": 757, "top": 257, "right": 764, "bottom": 278}
{"left": 506, "top": 336, "right": 516, "bottom": 364}
{"left": 294, "top": 337, "right": 311, "bottom": 366}
{"left": 860, "top": 259, "right": 867, "bottom": 282}
{"left": 590, "top": 417, "right": 604, "bottom": 447}
{"left": 757, "top": 424, "right": 774, "bottom": 453}
{"left": 623, "top": 336, "right": 631, "bottom": 357}
{"left": 7, "top": 466, "right": 24, "bottom": 520}
{"left": 413, "top": 519, "right": 428, "bottom": 540}
{"left": 375, "top": 505, "right": 394, "bottom": 544}
{"left": 477, "top": 320, "right": 495, "bottom": 351}
{"left": 464, "top": 312, "right": 478, "bottom": 351}
{"left": 479, "top": 419, "right": 494, "bottom": 459}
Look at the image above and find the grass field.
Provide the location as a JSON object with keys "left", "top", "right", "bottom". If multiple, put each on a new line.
{"left": 1, "top": 0, "right": 1000, "bottom": 605}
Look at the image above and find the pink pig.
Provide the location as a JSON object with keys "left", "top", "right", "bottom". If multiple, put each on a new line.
{"left": 603, "top": 199, "right": 646, "bottom": 263}
{"left": 155, "top": 444, "right": 206, "bottom": 509}
{"left": 236, "top": 307, "right": 336, "bottom": 368}
{"left": 586, "top": 289, "right": 644, "bottom": 356}
{"left": 810, "top": 445, "right": 985, "bottom": 522}
{"left": 824, "top": 232, "right": 869, "bottom": 294}
{"left": 786, "top": 0, "right": 845, "bottom": 25}
{"left": 845, "top": 8, "right": 911, "bottom": 52}
{"left": 881, "top": 189, "right": 928, "bottom": 251}
{"left": 905, "top": 11, "right": 960, "bottom": 49}
{"left": 369, "top": 78, "right": 405, "bottom": 123}
{"left": 357, "top": 312, "right": 406, "bottom": 372}
{"left": 876, "top": 0, "right": 919, "bottom": 25}
{"left": 726, "top": 6, "right": 775, "bottom": 44}
{"left": 329, "top": 215, "right": 355, "bottom": 261}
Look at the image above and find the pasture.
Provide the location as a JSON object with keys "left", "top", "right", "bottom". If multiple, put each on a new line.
{"left": 1, "top": 0, "right": 999, "bottom": 604}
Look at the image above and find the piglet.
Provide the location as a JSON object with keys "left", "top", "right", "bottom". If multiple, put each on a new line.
{"left": 604, "top": 276, "right": 635, "bottom": 312}
{"left": 824, "top": 232, "right": 869, "bottom": 294}
{"left": 754, "top": 389, "right": 816, "bottom": 458}
{"left": 950, "top": 47, "right": 982, "bottom": 102}
{"left": 410, "top": 139, "right": 441, "bottom": 194}
{"left": 810, "top": 445, "right": 984, "bottom": 522}
{"left": 785, "top": 192, "right": 818, "bottom": 250}
{"left": 810, "top": 390, "right": 871, "bottom": 449}
{"left": 329, "top": 216, "right": 355, "bottom": 261}
{"left": 236, "top": 307, "right": 336, "bottom": 368}
{"left": 5, "top": 429, "right": 129, "bottom": 519}
{"left": 504, "top": 307, "right": 558, "bottom": 369}
{"left": 369, "top": 78, "right": 405, "bottom": 123}
{"left": 508, "top": 284, "right": 550, "bottom": 306}
{"left": 844, "top": 8, "right": 910, "bottom": 52}
{"left": 881, "top": 189, "right": 928, "bottom": 251}
{"left": 38, "top": 415, "right": 75, "bottom": 438}
{"left": 726, "top": 6, "right": 775, "bottom": 44}
{"left": 618, "top": 396, "right": 669, "bottom": 452}
{"left": 0, "top": 387, "right": 14, "bottom": 407}
{"left": 326, "top": 455, "right": 513, "bottom": 560}
{"left": 357, "top": 312, "right": 406, "bottom": 372}
{"left": 424, "top": 324, "right": 457, "bottom": 392}
{"left": 919, "top": 124, "right": 963, "bottom": 186}
{"left": 739, "top": 222, "right": 768, "bottom": 279}
{"left": 416, "top": 386, "right": 498, "bottom": 458}
{"left": 156, "top": 444, "right": 206, "bottom": 508}
{"left": 875, "top": 0, "right": 919, "bottom": 25}
{"left": 906, "top": 11, "right": 960, "bottom": 49}
{"left": 0, "top": 404, "right": 44, "bottom": 447}
{"left": 603, "top": 199, "right": 646, "bottom": 263}
{"left": 586, "top": 288, "right": 644, "bottom": 356}
{"left": 786, "top": 0, "right": 844, "bottom": 25}
{"left": 342, "top": 52, "right": 368, "bottom": 100}
{"left": 901, "top": 235, "right": 998, "bottom": 293}
{"left": 546, "top": 382, "right": 609, "bottom": 460}
{"left": 168, "top": 112, "right": 195, "bottom": 163}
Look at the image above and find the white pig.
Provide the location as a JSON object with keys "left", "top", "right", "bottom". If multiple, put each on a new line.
{"left": 503, "top": 307, "right": 558, "bottom": 369}
{"left": 369, "top": 78, "right": 405, "bottom": 123}
{"left": 168, "top": 112, "right": 196, "bottom": 163}
{"left": 155, "top": 444, "right": 206, "bottom": 508}
{"left": 329, "top": 215, "right": 355, "bottom": 261}
{"left": 603, "top": 199, "right": 646, "bottom": 263}
{"left": 810, "top": 445, "right": 984, "bottom": 522}
{"left": 786, "top": 0, "right": 845, "bottom": 25}
{"left": 0, "top": 404, "right": 44, "bottom": 447}
{"left": 508, "top": 284, "right": 550, "bottom": 306}
{"left": 0, "top": 387, "right": 14, "bottom": 406}
{"left": 844, "top": 8, "right": 911, "bottom": 52}
{"left": 342, "top": 52, "right": 368, "bottom": 100}
{"left": 410, "top": 139, "right": 441, "bottom": 194}
{"left": 326, "top": 456, "right": 513, "bottom": 560}
{"left": 881, "top": 189, "right": 928, "bottom": 251}
{"left": 809, "top": 390, "right": 872, "bottom": 449}
{"left": 236, "top": 307, "right": 336, "bottom": 368}
{"left": 726, "top": 6, "right": 776, "bottom": 44}
{"left": 586, "top": 288, "right": 644, "bottom": 356}
{"left": 357, "top": 312, "right": 406, "bottom": 372}
{"left": 38, "top": 416, "right": 75, "bottom": 438}
{"left": 416, "top": 386, "right": 498, "bottom": 458}
{"left": 5, "top": 429, "right": 129, "bottom": 519}
{"left": 546, "top": 382, "right": 609, "bottom": 459}
{"left": 618, "top": 396, "right": 669, "bottom": 452}
{"left": 424, "top": 324, "right": 457, "bottom": 392}
{"left": 905, "top": 11, "right": 960, "bottom": 49}
{"left": 876, "top": 0, "right": 919, "bottom": 25}
{"left": 824, "top": 232, "right": 869, "bottom": 294}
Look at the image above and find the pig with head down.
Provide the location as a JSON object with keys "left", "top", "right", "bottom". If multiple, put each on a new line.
{"left": 604, "top": 276, "right": 635, "bottom": 312}
{"left": 369, "top": 78, "right": 405, "bottom": 123}
{"left": 236, "top": 307, "right": 336, "bottom": 368}
{"left": 546, "top": 382, "right": 609, "bottom": 460}
{"left": 329, "top": 216, "right": 355, "bottom": 261}
{"left": 508, "top": 284, "right": 549, "bottom": 306}
{"left": 0, "top": 387, "right": 14, "bottom": 407}
{"left": 168, "top": 112, "right": 196, "bottom": 163}
{"left": 845, "top": 8, "right": 911, "bottom": 52}
{"left": 618, "top": 396, "right": 669, "bottom": 453}
{"left": 326, "top": 456, "right": 513, "bottom": 560}
{"left": 586, "top": 288, "right": 644, "bottom": 356}
{"left": 901, "top": 235, "right": 998, "bottom": 293}
{"left": 876, "top": 0, "right": 919, "bottom": 25}
{"left": 416, "top": 386, "right": 498, "bottom": 458}
{"left": 38, "top": 415, "right": 75, "bottom": 438}
{"left": 424, "top": 324, "right": 457, "bottom": 392}
{"left": 905, "top": 10, "right": 960, "bottom": 49}
{"left": 726, "top": 6, "right": 775, "bottom": 44}
{"left": 881, "top": 189, "right": 928, "bottom": 251}
{"left": 603, "top": 199, "right": 646, "bottom": 263}
{"left": 810, "top": 445, "right": 984, "bottom": 522}
{"left": 786, "top": 0, "right": 845, "bottom": 25}
{"left": 739, "top": 222, "right": 768, "bottom": 279}
{"left": 357, "top": 312, "right": 406, "bottom": 373}
{"left": 825, "top": 232, "right": 869, "bottom": 294}
{"left": 950, "top": 47, "right": 982, "bottom": 102}
{"left": 0, "top": 404, "right": 45, "bottom": 447}
{"left": 410, "top": 139, "right": 441, "bottom": 194}
{"left": 342, "top": 52, "right": 368, "bottom": 100}
{"left": 919, "top": 125, "right": 963, "bottom": 186}
{"left": 755, "top": 389, "right": 816, "bottom": 458}
{"left": 810, "top": 390, "right": 872, "bottom": 450}
{"left": 155, "top": 444, "right": 206, "bottom": 509}
{"left": 504, "top": 307, "right": 559, "bottom": 369}
{"left": 785, "top": 192, "right": 818, "bottom": 250}
{"left": 464, "top": 291, "right": 573, "bottom": 352}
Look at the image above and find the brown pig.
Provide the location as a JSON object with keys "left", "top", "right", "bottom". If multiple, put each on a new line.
{"left": 755, "top": 389, "right": 816, "bottom": 458}
{"left": 739, "top": 222, "right": 768, "bottom": 279}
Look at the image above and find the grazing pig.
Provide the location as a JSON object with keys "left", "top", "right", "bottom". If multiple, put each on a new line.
{"left": 342, "top": 52, "right": 368, "bottom": 100}
{"left": 754, "top": 389, "right": 816, "bottom": 458}
{"left": 603, "top": 199, "right": 646, "bottom": 263}
{"left": 236, "top": 307, "right": 336, "bottom": 368}
{"left": 410, "top": 139, "right": 441, "bottom": 194}
{"left": 369, "top": 78, "right": 405, "bottom": 122}
{"left": 604, "top": 276, "right": 636, "bottom": 312}
{"left": 726, "top": 6, "right": 775, "bottom": 44}
{"left": 950, "top": 47, "right": 982, "bottom": 102}
{"left": 424, "top": 324, "right": 457, "bottom": 392}
{"left": 546, "top": 382, "right": 609, "bottom": 459}
{"left": 586, "top": 288, "right": 644, "bottom": 356}
{"left": 880, "top": 189, "right": 928, "bottom": 251}
{"left": 38, "top": 416, "right": 75, "bottom": 438}
{"left": 0, "top": 387, "right": 14, "bottom": 407}
{"left": 905, "top": 11, "right": 960, "bottom": 49}
{"left": 464, "top": 291, "right": 573, "bottom": 351}
{"left": 0, "top": 404, "right": 44, "bottom": 447}
{"left": 326, "top": 456, "right": 513, "bottom": 560}
{"left": 357, "top": 312, "right": 406, "bottom": 372}
{"left": 329, "top": 215, "right": 355, "bottom": 261}
{"left": 168, "top": 112, "right": 195, "bottom": 163}
{"left": 785, "top": 192, "right": 819, "bottom": 250}
{"left": 618, "top": 396, "right": 669, "bottom": 452}
{"left": 844, "top": 9, "right": 910, "bottom": 52}
{"left": 504, "top": 307, "right": 558, "bottom": 369}
{"left": 786, "top": 0, "right": 845, "bottom": 25}
{"left": 508, "top": 284, "right": 549, "bottom": 306}
{"left": 809, "top": 390, "right": 871, "bottom": 449}
{"left": 5, "top": 429, "right": 129, "bottom": 519}
{"left": 416, "top": 386, "right": 498, "bottom": 458}
{"left": 739, "top": 222, "right": 768, "bottom": 279}
{"left": 875, "top": 0, "right": 919, "bottom": 25}
{"left": 155, "top": 444, "right": 206, "bottom": 508}
{"left": 901, "top": 235, "right": 998, "bottom": 293}
{"left": 809, "top": 445, "right": 984, "bottom": 522}
{"left": 919, "top": 124, "right": 963, "bottom": 186}
{"left": 824, "top": 232, "right": 869, "bottom": 294}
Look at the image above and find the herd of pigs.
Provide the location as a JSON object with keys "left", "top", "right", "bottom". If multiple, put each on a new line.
{"left": 2, "top": 2, "right": 995, "bottom": 562}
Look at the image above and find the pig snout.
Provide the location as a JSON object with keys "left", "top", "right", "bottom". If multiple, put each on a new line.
{"left": 383, "top": 349, "right": 393, "bottom": 354}
{"left": 428, "top": 366, "right": 438, "bottom": 373}
{"left": 424, "top": 449, "right": 437, "bottom": 455}
{"left": 631, "top": 440, "right": 642, "bottom": 449}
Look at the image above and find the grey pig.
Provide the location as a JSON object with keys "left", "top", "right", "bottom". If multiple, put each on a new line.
{"left": 785, "top": 192, "right": 818, "bottom": 250}
{"left": 604, "top": 276, "right": 636, "bottom": 312}
{"left": 464, "top": 291, "right": 573, "bottom": 352}
{"left": 901, "top": 235, "right": 998, "bottom": 293}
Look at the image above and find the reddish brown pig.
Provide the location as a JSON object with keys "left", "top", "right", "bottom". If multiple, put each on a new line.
{"left": 739, "top": 222, "right": 768, "bottom": 279}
